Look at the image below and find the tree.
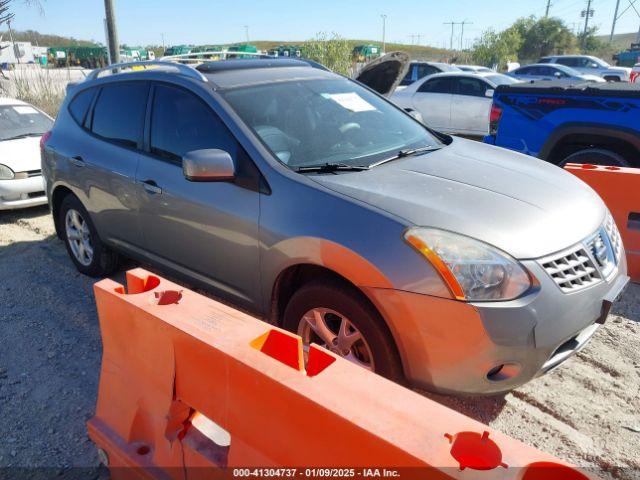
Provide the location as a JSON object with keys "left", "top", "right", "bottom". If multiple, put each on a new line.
{"left": 302, "top": 32, "right": 352, "bottom": 75}
{"left": 471, "top": 27, "right": 522, "bottom": 70}
{"left": 577, "top": 26, "right": 606, "bottom": 54}
{"left": 518, "top": 17, "right": 575, "bottom": 61}
{"left": 1, "top": 0, "right": 14, "bottom": 26}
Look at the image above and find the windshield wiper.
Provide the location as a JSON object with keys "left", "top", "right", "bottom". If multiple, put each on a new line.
{"left": 295, "top": 163, "right": 370, "bottom": 174}
{"left": 369, "top": 145, "right": 442, "bottom": 168}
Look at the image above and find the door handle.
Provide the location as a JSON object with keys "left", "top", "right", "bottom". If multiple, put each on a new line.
{"left": 140, "top": 180, "right": 162, "bottom": 195}
{"left": 70, "top": 156, "right": 85, "bottom": 167}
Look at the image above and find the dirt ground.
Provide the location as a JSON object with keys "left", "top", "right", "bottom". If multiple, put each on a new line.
{"left": 1, "top": 206, "right": 639, "bottom": 478}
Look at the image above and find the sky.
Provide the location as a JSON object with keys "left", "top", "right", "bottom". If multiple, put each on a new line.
{"left": 5, "top": 0, "right": 640, "bottom": 48}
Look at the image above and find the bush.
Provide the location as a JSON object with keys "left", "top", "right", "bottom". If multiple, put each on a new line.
{"left": 1, "top": 67, "right": 66, "bottom": 117}
{"left": 302, "top": 32, "right": 353, "bottom": 75}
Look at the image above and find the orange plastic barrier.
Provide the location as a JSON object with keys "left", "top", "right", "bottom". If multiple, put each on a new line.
{"left": 565, "top": 163, "right": 640, "bottom": 282}
{"left": 87, "top": 268, "right": 593, "bottom": 480}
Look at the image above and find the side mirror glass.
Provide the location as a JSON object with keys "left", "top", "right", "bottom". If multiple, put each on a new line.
{"left": 485, "top": 89, "right": 495, "bottom": 98}
{"left": 183, "top": 149, "right": 235, "bottom": 182}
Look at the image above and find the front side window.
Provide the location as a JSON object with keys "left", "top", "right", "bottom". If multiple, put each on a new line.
{"left": 0, "top": 104, "right": 53, "bottom": 142}
{"left": 222, "top": 78, "right": 441, "bottom": 169}
{"left": 514, "top": 66, "right": 531, "bottom": 75}
{"left": 150, "top": 84, "right": 236, "bottom": 163}
{"left": 91, "top": 82, "right": 149, "bottom": 148}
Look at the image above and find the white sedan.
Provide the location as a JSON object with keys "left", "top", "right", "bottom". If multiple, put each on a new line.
{"left": 391, "top": 72, "right": 519, "bottom": 137}
{"left": 0, "top": 98, "right": 53, "bottom": 210}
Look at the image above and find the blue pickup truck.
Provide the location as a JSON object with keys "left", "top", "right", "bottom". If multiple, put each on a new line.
{"left": 484, "top": 81, "right": 640, "bottom": 167}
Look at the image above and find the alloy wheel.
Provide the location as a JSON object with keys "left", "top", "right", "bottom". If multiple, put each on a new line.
{"left": 65, "top": 209, "right": 93, "bottom": 266}
{"left": 297, "top": 307, "right": 375, "bottom": 370}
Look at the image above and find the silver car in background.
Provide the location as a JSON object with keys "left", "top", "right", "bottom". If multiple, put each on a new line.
{"left": 507, "top": 63, "right": 606, "bottom": 84}
{"left": 539, "top": 55, "right": 631, "bottom": 82}
{"left": 391, "top": 71, "right": 519, "bottom": 137}
{"left": 42, "top": 59, "right": 628, "bottom": 394}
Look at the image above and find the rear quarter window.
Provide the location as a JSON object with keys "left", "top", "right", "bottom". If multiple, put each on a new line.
{"left": 68, "top": 88, "right": 96, "bottom": 126}
{"left": 91, "top": 82, "right": 149, "bottom": 148}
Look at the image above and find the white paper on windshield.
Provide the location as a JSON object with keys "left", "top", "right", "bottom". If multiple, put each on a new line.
{"left": 325, "top": 92, "right": 376, "bottom": 112}
{"left": 13, "top": 106, "right": 38, "bottom": 115}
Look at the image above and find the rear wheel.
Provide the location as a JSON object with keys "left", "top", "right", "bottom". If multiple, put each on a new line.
{"left": 59, "top": 195, "right": 119, "bottom": 277}
{"left": 559, "top": 148, "right": 629, "bottom": 168}
{"left": 282, "top": 281, "right": 404, "bottom": 382}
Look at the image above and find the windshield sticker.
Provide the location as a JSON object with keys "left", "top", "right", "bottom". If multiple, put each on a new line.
{"left": 325, "top": 92, "right": 376, "bottom": 112}
{"left": 13, "top": 106, "right": 38, "bottom": 115}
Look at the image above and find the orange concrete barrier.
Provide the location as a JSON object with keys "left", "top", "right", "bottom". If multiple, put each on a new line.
{"left": 87, "top": 268, "right": 593, "bottom": 479}
{"left": 565, "top": 163, "right": 640, "bottom": 282}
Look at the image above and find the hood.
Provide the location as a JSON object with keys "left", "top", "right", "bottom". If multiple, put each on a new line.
{"left": 354, "top": 51, "right": 410, "bottom": 96}
{"left": 309, "top": 138, "right": 605, "bottom": 259}
{"left": 0, "top": 136, "right": 42, "bottom": 172}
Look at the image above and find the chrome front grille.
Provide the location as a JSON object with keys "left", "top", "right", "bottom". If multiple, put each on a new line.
{"left": 541, "top": 245, "right": 602, "bottom": 293}
{"left": 540, "top": 213, "right": 621, "bottom": 293}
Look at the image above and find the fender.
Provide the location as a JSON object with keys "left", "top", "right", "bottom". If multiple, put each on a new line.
{"left": 539, "top": 122, "right": 640, "bottom": 161}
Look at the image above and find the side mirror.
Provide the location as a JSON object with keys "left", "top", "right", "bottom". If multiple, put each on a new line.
{"left": 183, "top": 149, "right": 235, "bottom": 182}
{"left": 554, "top": 71, "right": 562, "bottom": 78}
{"left": 485, "top": 89, "right": 495, "bottom": 98}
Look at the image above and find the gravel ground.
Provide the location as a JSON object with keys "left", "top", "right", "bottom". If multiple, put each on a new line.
{"left": 1, "top": 206, "right": 639, "bottom": 478}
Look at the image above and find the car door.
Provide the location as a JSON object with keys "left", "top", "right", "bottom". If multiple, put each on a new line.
{"left": 411, "top": 76, "right": 453, "bottom": 131}
{"left": 136, "top": 82, "right": 261, "bottom": 309}
{"left": 73, "top": 81, "right": 148, "bottom": 249}
{"left": 450, "top": 77, "right": 493, "bottom": 136}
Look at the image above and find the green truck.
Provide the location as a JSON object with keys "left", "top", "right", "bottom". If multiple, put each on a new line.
{"left": 269, "top": 45, "right": 302, "bottom": 58}
{"left": 352, "top": 44, "right": 381, "bottom": 62}
{"left": 163, "top": 45, "right": 194, "bottom": 57}
{"left": 226, "top": 44, "right": 259, "bottom": 59}
{"left": 47, "top": 46, "right": 108, "bottom": 68}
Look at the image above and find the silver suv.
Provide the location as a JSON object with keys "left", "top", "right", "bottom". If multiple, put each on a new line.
{"left": 539, "top": 55, "right": 631, "bottom": 82}
{"left": 42, "top": 59, "right": 629, "bottom": 395}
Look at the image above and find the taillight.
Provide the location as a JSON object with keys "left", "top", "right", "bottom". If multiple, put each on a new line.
{"left": 489, "top": 103, "right": 502, "bottom": 136}
{"left": 40, "top": 131, "right": 52, "bottom": 152}
{"left": 631, "top": 71, "right": 639, "bottom": 84}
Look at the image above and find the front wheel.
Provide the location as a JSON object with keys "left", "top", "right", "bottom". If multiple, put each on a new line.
{"left": 559, "top": 148, "right": 630, "bottom": 168}
{"left": 282, "top": 281, "right": 404, "bottom": 382}
{"left": 59, "top": 195, "right": 119, "bottom": 277}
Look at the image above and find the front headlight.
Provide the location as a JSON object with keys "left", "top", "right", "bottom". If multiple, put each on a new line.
{"left": 0, "top": 164, "right": 15, "bottom": 180}
{"left": 404, "top": 227, "right": 532, "bottom": 301}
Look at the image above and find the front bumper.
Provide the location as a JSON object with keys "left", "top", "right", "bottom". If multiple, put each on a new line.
{"left": 0, "top": 176, "right": 47, "bottom": 210}
{"left": 363, "top": 260, "right": 629, "bottom": 395}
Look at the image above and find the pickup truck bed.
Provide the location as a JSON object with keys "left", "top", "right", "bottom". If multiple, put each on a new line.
{"left": 484, "top": 81, "right": 640, "bottom": 167}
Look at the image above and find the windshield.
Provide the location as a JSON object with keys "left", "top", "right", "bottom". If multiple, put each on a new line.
{"left": 222, "top": 78, "right": 441, "bottom": 169}
{"left": 0, "top": 104, "right": 53, "bottom": 141}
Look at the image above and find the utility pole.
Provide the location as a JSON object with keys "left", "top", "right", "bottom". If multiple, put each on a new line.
{"left": 460, "top": 20, "right": 472, "bottom": 50}
{"left": 381, "top": 14, "right": 387, "bottom": 53}
{"left": 581, "top": 0, "right": 594, "bottom": 49}
{"left": 610, "top": 0, "right": 621, "bottom": 42}
{"left": 104, "top": 0, "right": 120, "bottom": 64}
{"left": 444, "top": 21, "right": 458, "bottom": 50}
{"left": 545, "top": 0, "right": 552, "bottom": 17}
{"left": 244, "top": 25, "right": 249, "bottom": 43}
{"left": 161, "top": 33, "right": 165, "bottom": 52}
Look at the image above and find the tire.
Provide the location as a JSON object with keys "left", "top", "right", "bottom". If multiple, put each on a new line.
{"left": 282, "top": 281, "right": 404, "bottom": 382}
{"left": 559, "top": 148, "right": 630, "bottom": 168}
{"left": 59, "top": 195, "right": 119, "bottom": 277}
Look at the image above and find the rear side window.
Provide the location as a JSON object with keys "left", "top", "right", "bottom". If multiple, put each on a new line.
{"left": 91, "top": 82, "right": 149, "bottom": 148}
{"left": 418, "top": 77, "right": 452, "bottom": 94}
{"left": 68, "top": 88, "right": 96, "bottom": 126}
{"left": 454, "top": 77, "right": 489, "bottom": 97}
{"left": 149, "top": 84, "right": 237, "bottom": 164}
{"left": 416, "top": 64, "right": 437, "bottom": 79}
{"left": 556, "top": 57, "right": 578, "bottom": 67}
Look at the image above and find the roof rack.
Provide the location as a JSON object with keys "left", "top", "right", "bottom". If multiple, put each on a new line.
{"left": 84, "top": 60, "right": 208, "bottom": 83}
